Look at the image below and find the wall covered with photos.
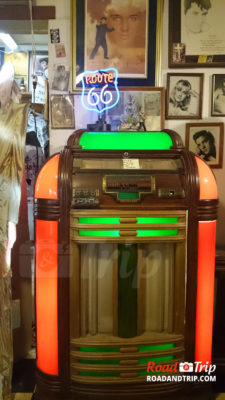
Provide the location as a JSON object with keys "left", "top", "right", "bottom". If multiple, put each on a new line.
{"left": 162, "top": 0, "right": 225, "bottom": 246}
{"left": 47, "top": 0, "right": 225, "bottom": 246}
{"left": 47, "top": 0, "right": 74, "bottom": 154}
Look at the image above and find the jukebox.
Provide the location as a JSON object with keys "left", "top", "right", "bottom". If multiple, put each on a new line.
{"left": 34, "top": 130, "right": 217, "bottom": 400}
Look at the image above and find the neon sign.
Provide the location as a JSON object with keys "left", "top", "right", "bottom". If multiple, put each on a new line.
{"left": 81, "top": 68, "right": 120, "bottom": 114}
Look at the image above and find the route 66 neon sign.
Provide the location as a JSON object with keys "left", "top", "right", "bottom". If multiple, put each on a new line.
{"left": 81, "top": 68, "right": 120, "bottom": 114}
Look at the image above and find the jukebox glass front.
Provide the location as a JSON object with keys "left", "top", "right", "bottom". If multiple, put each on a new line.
{"left": 69, "top": 153, "right": 186, "bottom": 382}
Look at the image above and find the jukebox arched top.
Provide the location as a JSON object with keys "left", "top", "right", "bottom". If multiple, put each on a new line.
{"left": 35, "top": 153, "right": 60, "bottom": 200}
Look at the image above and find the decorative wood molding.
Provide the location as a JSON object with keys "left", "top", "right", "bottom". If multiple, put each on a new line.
{"left": 0, "top": 5, "right": 55, "bottom": 20}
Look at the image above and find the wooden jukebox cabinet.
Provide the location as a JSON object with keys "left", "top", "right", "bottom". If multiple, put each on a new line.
{"left": 34, "top": 130, "right": 218, "bottom": 400}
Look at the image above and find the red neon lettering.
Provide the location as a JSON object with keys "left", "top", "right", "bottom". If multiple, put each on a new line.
{"left": 85, "top": 75, "right": 91, "bottom": 84}
{"left": 85, "top": 72, "right": 114, "bottom": 86}
{"left": 91, "top": 75, "right": 97, "bottom": 84}
{"left": 101, "top": 73, "right": 105, "bottom": 84}
{"left": 108, "top": 73, "right": 113, "bottom": 83}
{"left": 98, "top": 74, "right": 103, "bottom": 84}
{"left": 155, "top": 365, "right": 162, "bottom": 372}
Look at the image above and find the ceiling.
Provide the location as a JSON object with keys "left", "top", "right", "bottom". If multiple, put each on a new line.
{"left": 0, "top": 1, "right": 48, "bottom": 52}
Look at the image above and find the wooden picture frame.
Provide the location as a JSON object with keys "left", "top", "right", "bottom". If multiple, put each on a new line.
{"left": 185, "top": 122, "right": 224, "bottom": 168}
{"left": 169, "top": 0, "right": 225, "bottom": 68}
{"left": 71, "top": 0, "right": 163, "bottom": 90}
{"left": 211, "top": 74, "right": 225, "bottom": 116}
{"left": 166, "top": 73, "right": 203, "bottom": 120}
{"left": 73, "top": 86, "right": 165, "bottom": 131}
{"left": 50, "top": 94, "right": 75, "bottom": 129}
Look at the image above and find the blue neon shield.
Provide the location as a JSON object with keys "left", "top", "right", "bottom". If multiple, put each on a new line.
{"left": 81, "top": 68, "right": 120, "bottom": 114}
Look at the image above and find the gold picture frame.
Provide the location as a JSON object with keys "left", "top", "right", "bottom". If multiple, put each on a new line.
{"left": 71, "top": 0, "right": 164, "bottom": 90}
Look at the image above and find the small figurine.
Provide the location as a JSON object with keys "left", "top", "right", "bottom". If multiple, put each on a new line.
{"left": 138, "top": 107, "right": 146, "bottom": 131}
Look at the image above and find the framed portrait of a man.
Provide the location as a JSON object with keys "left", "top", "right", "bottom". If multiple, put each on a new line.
{"left": 71, "top": 0, "right": 163, "bottom": 90}
{"left": 166, "top": 73, "right": 203, "bottom": 119}
{"left": 169, "top": 0, "right": 225, "bottom": 68}
{"left": 185, "top": 122, "right": 224, "bottom": 168}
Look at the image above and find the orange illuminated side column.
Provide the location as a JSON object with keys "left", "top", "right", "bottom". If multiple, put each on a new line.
{"left": 36, "top": 220, "right": 58, "bottom": 374}
{"left": 35, "top": 154, "right": 60, "bottom": 375}
{"left": 195, "top": 157, "right": 218, "bottom": 365}
{"left": 195, "top": 221, "right": 216, "bottom": 364}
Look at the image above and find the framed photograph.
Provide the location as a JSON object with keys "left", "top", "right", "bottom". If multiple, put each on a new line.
{"left": 71, "top": 0, "right": 163, "bottom": 90}
{"left": 185, "top": 122, "right": 224, "bottom": 168}
{"left": 50, "top": 95, "right": 75, "bottom": 129}
{"left": 166, "top": 73, "right": 203, "bottom": 119}
{"left": 28, "top": 52, "right": 48, "bottom": 103}
{"left": 211, "top": 74, "right": 225, "bottom": 116}
{"left": 169, "top": 0, "right": 225, "bottom": 68}
{"left": 74, "top": 87, "right": 165, "bottom": 131}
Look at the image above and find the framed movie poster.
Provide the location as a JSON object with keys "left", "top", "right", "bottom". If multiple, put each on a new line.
{"left": 185, "top": 122, "right": 224, "bottom": 168}
{"left": 166, "top": 73, "right": 203, "bottom": 119}
{"left": 71, "top": 0, "right": 163, "bottom": 90}
{"left": 169, "top": 0, "right": 225, "bottom": 68}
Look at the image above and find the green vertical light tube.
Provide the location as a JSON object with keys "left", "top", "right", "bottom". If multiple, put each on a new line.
{"left": 118, "top": 244, "right": 137, "bottom": 338}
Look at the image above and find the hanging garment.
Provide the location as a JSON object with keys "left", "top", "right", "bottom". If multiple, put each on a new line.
{"left": 0, "top": 101, "right": 29, "bottom": 400}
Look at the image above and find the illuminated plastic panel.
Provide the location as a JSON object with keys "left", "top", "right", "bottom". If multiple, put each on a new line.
{"left": 35, "top": 154, "right": 60, "bottom": 375}
{"left": 79, "top": 131, "right": 173, "bottom": 150}
{"left": 36, "top": 220, "right": 58, "bottom": 374}
{"left": 78, "top": 217, "right": 178, "bottom": 224}
{"left": 35, "top": 154, "right": 60, "bottom": 199}
{"left": 195, "top": 156, "right": 217, "bottom": 365}
{"left": 195, "top": 156, "right": 218, "bottom": 200}
{"left": 78, "top": 230, "right": 178, "bottom": 237}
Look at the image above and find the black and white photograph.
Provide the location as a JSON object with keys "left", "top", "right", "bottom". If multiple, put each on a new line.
{"left": 181, "top": 0, "right": 225, "bottom": 57}
{"left": 29, "top": 53, "right": 48, "bottom": 103}
{"left": 212, "top": 74, "right": 225, "bottom": 116}
{"left": 51, "top": 95, "right": 75, "bottom": 129}
{"left": 50, "top": 28, "right": 60, "bottom": 43}
{"left": 51, "top": 64, "right": 70, "bottom": 91}
{"left": 166, "top": 73, "right": 203, "bottom": 119}
{"left": 169, "top": 0, "right": 225, "bottom": 67}
{"left": 185, "top": 122, "right": 224, "bottom": 168}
